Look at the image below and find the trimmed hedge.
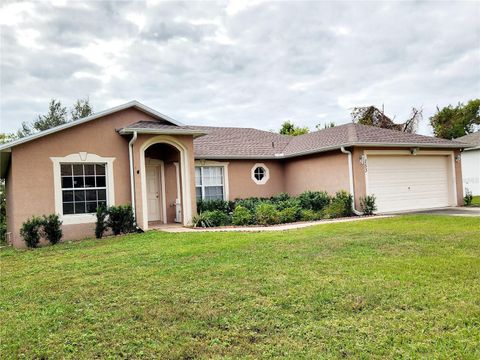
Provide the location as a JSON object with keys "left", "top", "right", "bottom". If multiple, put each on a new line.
{"left": 194, "top": 189, "right": 360, "bottom": 228}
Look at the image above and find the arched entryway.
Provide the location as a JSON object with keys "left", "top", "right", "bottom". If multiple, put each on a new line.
{"left": 139, "top": 136, "right": 193, "bottom": 230}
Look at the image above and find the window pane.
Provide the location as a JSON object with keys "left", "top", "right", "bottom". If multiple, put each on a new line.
{"left": 96, "top": 176, "right": 106, "bottom": 187}
{"left": 86, "top": 190, "right": 97, "bottom": 201}
{"left": 196, "top": 187, "right": 202, "bottom": 201}
{"left": 86, "top": 201, "right": 97, "bottom": 213}
{"left": 195, "top": 167, "right": 202, "bottom": 186}
{"left": 61, "top": 164, "right": 72, "bottom": 176}
{"left": 203, "top": 167, "right": 223, "bottom": 186}
{"left": 204, "top": 186, "right": 223, "bottom": 201}
{"left": 73, "top": 176, "right": 84, "bottom": 188}
{"left": 73, "top": 164, "right": 84, "bottom": 175}
{"left": 254, "top": 167, "right": 265, "bottom": 180}
{"left": 97, "top": 189, "right": 106, "bottom": 201}
{"left": 75, "top": 202, "right": 86, "bottom": 214}
{"left": 84, "top": 164, "right": 95, "bottom": 175}
{"left": 63, "top": 203, "right": 74, "bottom": 215}
{"left": 62, "top": 177, "right": 73, "bottom": 189}
{"left": 74, "top": 190, "right": 85, "bottom": 201}
{"left": 84, "top": 176, "right": 95, "bottom": 188}
{"left": 96, "top": 164, "right": 106, "bottom": 175}
{"left": 62, "top": 190, "right": 73, "bottom": 202}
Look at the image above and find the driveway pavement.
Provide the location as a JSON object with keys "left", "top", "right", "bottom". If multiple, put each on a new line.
{"left": 406, "top": 207, "right": 480, "bottom": 217}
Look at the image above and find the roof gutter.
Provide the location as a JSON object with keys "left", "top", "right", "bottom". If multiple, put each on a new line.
{"left": 340, "top": 146, "right": 362, "bottom": 216}
{"left": 128, "top": 131, "right": 138, "bottom": 224}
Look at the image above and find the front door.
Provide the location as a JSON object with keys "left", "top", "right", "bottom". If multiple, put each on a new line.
{"left": 146, "top": 166, "right": 161, "bottom": 221}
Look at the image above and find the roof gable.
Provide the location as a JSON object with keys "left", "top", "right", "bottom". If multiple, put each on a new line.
{"left": 0, "top": 100, "right": 183, "bottom": 151}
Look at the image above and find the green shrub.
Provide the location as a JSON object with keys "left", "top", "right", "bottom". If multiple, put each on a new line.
{"left": 298, "top": 191, "right": 331, "bottom": 211}
{"left": 107, "top": 205, "right": 135, "bottom": 235}
{"left": 234, "top": 197, "right": 266, "bottom": 212}
{"left": 20, "top": 216, "right": 43, "bottom": 248}
{"left": 255, "top": 203, "right": 279, "bottom": 225}
{"left": 95, "top": 204, "right": 108, "bottom": 239}
{"left": 299, "top": 209, "right": 321, "bottom": 221}
{"left": 42, "top": 214, "right": 63, "bottom": 245}
{"left": 270, "top": 192, "right": 290, "bottom": 203}
{"left": 360, "top": 195, "right": 377, "bottom": 215}
{"left": 333, "top": 190, "right": 353, "bottom": 217}
{"left": 278, "top": 206, "right": 300, "bottom": 223}
{"left": 201, "top": 210, "right": 231, "bottom": 227}
{"left": 232, "top": 205, "right": 253, "bottom": 226}
{"left": 464, "top": 189, "right": 473, "bottom": 206}
{"left": 191, "top": 213, "right": 213, "bottom": 228}
{"left": 323, "top": 200, "right": 347, "bottom": 219}
{"left": 197, "top": 199, "right": 235, "bottom": 214}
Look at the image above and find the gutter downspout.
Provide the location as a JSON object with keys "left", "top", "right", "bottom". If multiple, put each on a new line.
{"left": 129, "top": 131, "right": 138, "bottom": 224}
{"left": 340, "top": 146, "right": 363, "bottom": 215}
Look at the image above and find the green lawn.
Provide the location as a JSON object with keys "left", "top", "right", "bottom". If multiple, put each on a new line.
{"left": 471, "top": 195, "right": 480, "bottom": 206}
{"left": 1, "top": 215, "right": 479, "bottom": 359}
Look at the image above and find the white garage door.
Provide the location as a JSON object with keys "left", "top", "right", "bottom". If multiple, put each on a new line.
{"left": 367, "top": 155, "right": 452, "bottom": 212}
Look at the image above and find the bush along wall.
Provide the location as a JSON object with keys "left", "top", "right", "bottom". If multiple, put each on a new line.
{"left": 95, "top": 204, "right": 137, "bottom": 239}
{"left": 20, "top": 214, "right": 63, "bottom": 248}
{"left": 193, "top": 190, "right": 368, "bottom": 228}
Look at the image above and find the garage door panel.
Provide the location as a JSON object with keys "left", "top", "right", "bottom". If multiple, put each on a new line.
{"left": 367, "top": 155, "right": 451, "bottom": 212}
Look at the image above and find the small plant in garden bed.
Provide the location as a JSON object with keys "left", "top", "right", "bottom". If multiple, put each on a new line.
{"left": 232, "top": 205, "right": 254, "bottom": 226}
{"left": 464, "top": 189, "right": 473, "bottom": 206}
{"left": 20, "top": 216, "right": 44, "bottom": 248}
{"left": 360, "top": 195, "right": 377, "bottom": 215}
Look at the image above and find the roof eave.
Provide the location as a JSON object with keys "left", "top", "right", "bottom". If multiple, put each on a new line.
{"left": 119, "top": 128, "right": 208, "bottom": 138}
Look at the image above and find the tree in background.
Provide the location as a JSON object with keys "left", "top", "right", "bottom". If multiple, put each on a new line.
{"left": 316, "top": 122, "right": 336, "bottom": 130}
{"left": 0, "top": 133, "right": 16, "bottom": 144}
{"left": 71, "top": 97, "right": 93, "bottom": 120}
{"left": 351, "top": 105, "right": 422, "bottom": 134}
{"left": 279, "top": 120, "right": 309, "bottom": 136}
{"left": 16, "top": 97, "right": 93, "bottom": 138}
{"left": 430, "top": 99, "right": 480, "bottom": 139}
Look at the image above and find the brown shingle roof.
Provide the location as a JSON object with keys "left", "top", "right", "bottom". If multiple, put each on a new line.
{"left": 193, "top": 123, "right": 465, "bottom": 158}
{"left": 456, "top": 132, "right": 480, "bottom": 147}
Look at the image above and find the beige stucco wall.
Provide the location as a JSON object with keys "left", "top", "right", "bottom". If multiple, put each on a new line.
{"left": 223, "top": 160, "right": 285, "bottom": 200}
{"left": 284, "top": 151, "right": 350, "bottom": 196}
{"left": 5, "top": 108, "right": 197, "bottom": 247}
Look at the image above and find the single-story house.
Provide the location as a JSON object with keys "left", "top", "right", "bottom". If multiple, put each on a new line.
{"left": 0, "top": 101, "right": 466, "bottom": 247}
{"left": 457, "top": 132, "right": 480, "bottom": 196}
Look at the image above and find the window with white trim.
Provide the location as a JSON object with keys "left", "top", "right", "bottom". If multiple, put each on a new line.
{"left": 195, "top": 166, "right": 224, "bottom": 201}
{"left": 251, "top": 163, "right": 270, "bottom": 185}
{"left": 60, "top": 163, "right": 108, "bottom": 214}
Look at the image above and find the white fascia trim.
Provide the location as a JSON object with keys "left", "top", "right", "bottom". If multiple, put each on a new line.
{"left": 194, "top": 160, "right": 230, "bottom": 200}
{"left": 119, "top": 128, "right": 207, "bottom": 137}
{"left": 251, "top": 163, "right": 270, "bottom": 185}
{"left": 50, "top": 152, "right": 116, "bottom": 225}
{"left": 0, "top": 100, "right": 184, "bottom": 151}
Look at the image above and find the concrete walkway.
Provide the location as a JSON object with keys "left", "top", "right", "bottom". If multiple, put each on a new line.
{"left": 154, "top": 215, "right": 394, "bottom": 233}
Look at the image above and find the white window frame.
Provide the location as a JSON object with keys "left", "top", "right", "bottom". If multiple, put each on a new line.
{"left": 194, "top": 160, "right": 229, "bottom": 201}
{"left": 251, "top": 163, "right": 270, "bottom": 185}
{"left": 51, "top": 153, "right": 116, "bottom": 224}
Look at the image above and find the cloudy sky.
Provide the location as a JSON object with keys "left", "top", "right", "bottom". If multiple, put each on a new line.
{"left": 1, "top": 0, "right": 479, "bottom": 135}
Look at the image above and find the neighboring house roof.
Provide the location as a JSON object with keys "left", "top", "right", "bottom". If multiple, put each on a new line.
{"left": 456, "top": 132, "right": 480, "bottom": 150}
{"left": 0, "top": 100, "right": 184, "bottom": 152}
{"left": 194, "top": 123, "right": 466, "bottom": 159}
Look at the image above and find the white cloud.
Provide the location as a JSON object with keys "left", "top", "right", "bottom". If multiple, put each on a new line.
{"left": 0, "top": 0, "right": 479, "bottom": 135}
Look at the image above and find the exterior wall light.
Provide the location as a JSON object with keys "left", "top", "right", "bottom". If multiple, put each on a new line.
{"left": 455, "top": 154, "right": 461, "bottom": 162}
{"left": 410, "top": 147, "right": 419, "bottom": 155}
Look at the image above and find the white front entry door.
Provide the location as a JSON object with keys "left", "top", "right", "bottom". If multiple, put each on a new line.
{"left": 146, "top": 166, "right": 161, "bottom": 221}
{"left": 367, "top": 155, "right": 452, "bottom": 213}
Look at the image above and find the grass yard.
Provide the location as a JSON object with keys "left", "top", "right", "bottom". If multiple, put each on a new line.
{"left": 470, "top": 195, "right": 480, "bottom": 207}
{"left": 1, "top": 215, "right": 479, "bottom": 359}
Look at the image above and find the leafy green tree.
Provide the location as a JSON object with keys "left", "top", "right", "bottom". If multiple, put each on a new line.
{"left": 430, "top": 99, "right": 480, "bottom": 139}
{"left": 0, "top": 133, "right": 16, "bottom": 144}
{"left": 279, "top": 121, "right": 309, "bottom": 136}
{"left": 71, "top": 97, "right": 93, "bottom": 120}
{"left": 16, "top": 97, "right": 94, "bottom": 138}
